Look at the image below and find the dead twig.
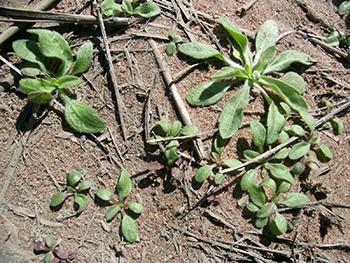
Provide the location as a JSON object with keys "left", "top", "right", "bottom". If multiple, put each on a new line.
{"left": 237, "top": 0, "right": 259, "bottom": 16}
{"left": 148, "top": 39, "right": 207, "bottom": 161}
{"left": 96, "top": 8, "right": 128, "bottom": 143}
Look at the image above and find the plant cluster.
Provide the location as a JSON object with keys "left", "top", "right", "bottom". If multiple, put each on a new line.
{"left": 166, "top": 30, "right": 183, "bottom": 56}
{"left": 95, "top": 170, "right": 143, "bottom": 243}
{"left": 34, "top": 235, "right": 77, "bottom": 263}
{"left": 50, "top": 169, "right": 92, "bottom": 214}
{"left": 101, "top": 0, "right": 161, "bottom": 18}
{"left": 13, "top": 29, "right": 105, "bottom": 134}
{"left": 149, "top": 120, "right": 198, "bottom": 165}
{"left": 325, "top": 30, "right": 350, "bottom": 50}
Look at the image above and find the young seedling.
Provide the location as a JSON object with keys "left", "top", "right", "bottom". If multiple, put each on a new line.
{"left": 148, "top": 120, "right": 199, "bottom": 166}
{"left": 95, "top": 170, "right": 143, "bottom": 243}
{"left": 50, "top": 170, "right": 91, "bottom": 214}
{"left": 178, "top": 18, "right": 315, "bottom": 140}
{"left": 12, "top": 29, "right": 105, "bottom": 134}
{"left": 34, "top": 235, "right": 77, "bottom": 263}
{"left": 325, "top": 30, "right": 350, "bottom": 50}
{"left": 166, "top": 30, "right": 183, "bottom": 56}
{"left": 101, "top": 0, "right": 161, "bottom": 18}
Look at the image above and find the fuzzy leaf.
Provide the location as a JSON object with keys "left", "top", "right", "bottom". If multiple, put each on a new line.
{"left": 77, "top": 180, "right": 92, "bottom": 192}
{"left": 299, "top": 110, "right": 316, "bottom": 132}
{"left": 265, "top": 163, "right": 294, "bottom": 185}
{"left": 264, "top": 50, "right": 312, "bottom": 74}
{"left": 240, "top": 169, "right": 257, "bottom": 191}
{"left": 284, "top": 124, "right": 306, "bottom": 136}
{"left": 211, "top": 67, "right": 247, "bottom": 80}
{"left": 28, "top": 29, "right": 73, "bottom": 77}
{"left": 271, "top": 148, "right": 290, "bottom": 160}
{"left": 214, "top": 173, "right": 225, "bottom": 185}
{"left": 156, "top": 120, "right": 171, "bottom": 135}
{"left": 331, "top": 117, "right": 344, "bottom": 135}
{"left": 12, "top": 40, "right": 46, "bottom": 72}
{"left": 57, "top": 75, "right": 82, "bottom": 90}
{"left": 169, "top": 121, "right": 182, "bottom": 137}
{"left": 178, "top": 42, "right": 225, "bottom": 61}
{"left": 317, "top": 144, "right": 333, "bottom": 161}
{"left": 96, "top": 188, "right": 113, "bottom": 202}
{"left": 288, "top": 142, "right": 310, "bottom": 160}
{"left": 166, "top": 43, "right": 176, "bottom": 56}
{"left": 243, "top": 149, "right": 260, "bottom": 160}
{"left": 67, "top": 169, "right": 81, "bottom": 188}
{"left": 181, "top": 125, "right": 198, "bottom": 136}
{"left": 122, "top": 0, "right": 134, "bottom": 14}
{"left": 220, "top": 17, "right": 252, "bottom": 66}
{"left": 71, "top": 41, "right": 93, "bottom": 75}
{"left": 134, "top": 2, "right": 161, "bottom": 18}
{"left": 248, "top": 185, "right": 266, "bottom": 208}
{"left": 266, "top": 103, "right": 285, "bottom": 145}
{"left": 186, "top": 81, "right": 232, "bottom": 106}
{"left": 278, "top": 181, "right": 292, "bottom": 193}
{"left": 253, "top": 45, "right": 276, "bottom": 73}
{"left": 255, "top": 20, "right": 279, "bottom": 56}
{"left": 246, "top": 202, "right": 260, "bottom": 212}
{"left": 219, "top": 81, "right": 250, "bottom": 139}
{"left": 260, "top": 178, "right": 277, "bottom": 194}
{"left": 50, "top": 192, "right": 67, "bottom": 207}
{"left": 101, "top": 0, "right": 123, "bottom": 16}
{"left": 213, "top": 136, "right": 229, "bottom": 155}
{"left": 45, "top": 236, "right": 55, "bottom": 248}
{"left": 255, "top": 217, "right": 268, "bottom": 228}
{"left": 194, "top": 165, "right": 213, "bottom": 183}
{"left": 250, "top": 121, "right": 266, "bottom": 153}
{"left": 279, "top": 72, "right": 307, "bottom": 94}
{"left": 281, "top": 193, "right": 309, "bottom": 208}
{"left": 105, "top": 204, "right": 121, "bottom": 222}
{"left": 118, "top": 170, "right": 132, "bottom": 202}
{"left": 74, "top": 193, "right": 88, "bottom": 213}
{"left": 121, "top": 214, "right": 138, "bottom": 243}
{"left": 128, "top": 202, "right": 144, "bottom": 214}
{"left": 256, "top": 203, "right": 275, "bottom": 218}
{"left": 339, "top": 1, "right": 350, "bottom": 15}
{"left": 64, "top": 100, "right": 105, "bottom": 133}
{"left": 269, "top": 212, "right": 287, "bottom": 235}
{"left": 223, "top": 159, "right": 243, "bottom": 169}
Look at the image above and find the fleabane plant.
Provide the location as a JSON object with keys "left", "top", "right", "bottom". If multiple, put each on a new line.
{"left": 12, "top": 29, "right": 105, "bottom": 134}
{"left": 178, "top": 18, "right": 315, "bottom": 140}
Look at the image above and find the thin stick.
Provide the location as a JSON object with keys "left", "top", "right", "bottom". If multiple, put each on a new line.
{"left": 148, "top": 39, "right": 207, "bottom": 161}
{"left": 147, "top": 128, "right": 217, "bottom": 144}
{"left": 96, "top": 8, "right": 128, "bottom": 142}
{"left": 237, "top": 0, "right": 259, "bottom": 16}
{"left": 0, "top": 54, "right": 22, "bottom": 76}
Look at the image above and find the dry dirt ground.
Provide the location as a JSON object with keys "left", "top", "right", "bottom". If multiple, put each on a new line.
{"left": 1, "top": 0, "right": 350, "bottom": 262}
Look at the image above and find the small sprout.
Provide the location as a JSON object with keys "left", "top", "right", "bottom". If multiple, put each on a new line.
{"left": 50, "top": 169, "right": 91, "bottom": 214}
{"left": 118, "top": 170, "right": 132, "bottom": 202}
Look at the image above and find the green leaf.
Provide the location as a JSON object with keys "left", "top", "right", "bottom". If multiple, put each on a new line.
{"left": 214, "top": 173, "right": 225, "bottom": 185}
{"left": 156, "top": 120, "right": 171, "bottom": 135}
{"left": 118, "top": 170, "right": 132, "bottom": 202}
{"left": 19, "top": 78, "right": 56, "bottom": 104}
{"left": 12, "top": 40, "right": 46, "bottom": 72}
{"left": 243, "top": 150, "right": 260, "bottom": 160}
{"left": 261, "top": 76, "right": 309, "bottom": 112}
{"left": 169, "top": 30, "right": 183, "bottom": 43}
{"left": 128, "top": 202, "right": 144, "bottom": 214}
{"left": 64, "top": 100, "right": 105, "bottom": 133}
{"left": 280, "top": 102, "right": 291, "bottom": 118}
{"left": 28, "top": 92, "right": 54, "bottom": 104}
{"left": 101, "top": 0, "right": 123, "bottom": 17}
{"left": 186, "top": 81, "right": 232, "bottom": 106}
{"left": 211, "top": 67, "right": 248, "bottom": 80}
{"left": 266, "top": 103, "right": 285, "bottom": 145}
{"left": 271, "top": 148, "right": 290, "bottom": 160}
{"left": 264, "top": 50, "right": 312, "bottom": 74}
{"left": 121, "top": 214, "right": 138, "bottom": 243}
{"left": 331, "top": 117, "right": 344, "bottom": 135}
{"left": 260, "top": 178, "right": 277, "bottom": 194}
{"left": 213, "top": 136, "right": 229, "bottom": 155}
{"left": 223, "top": 159, "right": 243, "bottom": 170}
{"left": 248, "top": 185, "right": 266, "bottom": 208}
{"left": 166, "top": 43, "right": 176, "bottom": 56}
{"left": 122, "top": 0, "right": 134, "bottom": 14}
{"left": 255, "top": 217, "right": 268, "bottom": 228}
{"left": 240, "top": 169, "right": 257, "bottom": 191}
{"left": 278, "top": 181, "right": 292, "bottom": 193}
{"left": 219, "top": 81, "right": 250, "bottom": 139}
{"left": 134, "top": 2, "right": 161, "bottom": 18}
{"left": 246, "top": 202, "right": 260, "bottom": 212}
{"left": 74, "top": 193, "right": 88, "bottom": 213}
{"left": 50, "top": 192, "right": 67, "bottom": 207}
{"left": 255, "top": 20, "right": 278, "bottom": 54}
{"left": 220, "top": 17, "right": 252, "bottom": 66}
{"left": 169, "top": 121, "right": 182, "bottom": 137}
{"left": 339, "top": 1, "right": 350, "bottom": 15}
{"left": 269, "top": 212, "right": 287, "bottom": 235}
{"left": 77, "top": 180, "right": 92, "bottom": 192}
{"left": 292, "top": 162, "right": 306, "bottom": 176}
{"left": 288, "top": 142, "right": 311, "bottom": 160}
{"left": 181, "top": 125, "right": 198, "bottom": 136}
{"left": 71, "top": 41, "right": 93, "bottom": 75}
{"left": 178, "top": 42, "right": 225, "bottom": 61}
{"left": 279, "top": 130, "right": 290, "bottom": 144}
{"left": 57, "top": 75, "right": 82, "bottom": 90}
{"left": 21, "top": 65, "right": 42, "bottom": 77}
{"left": 279, "top": 72, "right": 307, "bottom": 94}
{"left": 284, "top": 124, "right": 306, "bottom": 137}
{"left": 67, "top": 169, "right": 81, "bottom": 188}
{"left": 105, "top": 204, "right": 121, "bottom": 222}
{"left": 165, "top": 147, "right": 180, "bottom": 166}
{"left": 253, "top": 45, "right": 276, "bottom": 73}
{"left": 194, "top": 165, "right": 213, "bottom": 183}
{"left": 256, "top": 203, "right": 275, "bottom": 218}
{"left": 45, "top": 236, "right": 55, "bottom": 248}
{"left": 317, "top": 144, "right": 333, "bottom": 161}
{"left": 281, "top": 193, "right": 309, "bottom": 208}
{"left": 250, "top": 121, "right": 266, "bottom": 153}
{"left": 96, "top": 188, "right": 113, "bottom": 202}
{"left": 299, "top": 110, "right": 316, "bottom": 132}
{"left": 28, "top": 29, "right": 73, "bottom": 77}
{"left": 325, "top": 31, "right": 340, "bottom": 47}
{"left": 44, "top": 252, "right": 54, "bottom": 263}
{"left": 265, "top": 163, "right": 294, "bottom": 185}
